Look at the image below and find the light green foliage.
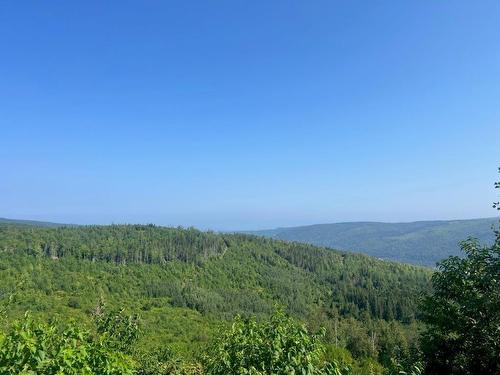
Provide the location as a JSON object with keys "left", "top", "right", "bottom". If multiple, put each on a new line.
{"left": 323, "top": 345, "right": 354, "bottom": 374}
{"left": 203, "top": 309, "right": 342, "bottom": 375}
{"left": 0, "top": 313, "right": 135, "bottom": 374}
{"left": 135, "top": 347, "right": 203, "bottom": 375}
{"left": 389, "top": 361, "right": 423, "bottom": 375}
{"left": 351, "top": 358, "right": 384, "bottom": 375}
{"left": 324, "top": 345, "right": 353, "bottom": 365}
{"left": 92, "top": 300, "right": 140, "bottom": 353}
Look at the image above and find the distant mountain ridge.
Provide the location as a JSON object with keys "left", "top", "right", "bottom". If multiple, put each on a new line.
{"left": 249, "top": 217, "right": 499, "bottom": 267}
{"left": 0, "top": 217, "right": 70, "bottom": 227}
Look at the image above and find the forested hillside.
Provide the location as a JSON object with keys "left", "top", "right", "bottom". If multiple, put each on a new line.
{"left": 251, "top": 218, "right": 498, "bottom": 266}
{"left": 0, "top": 223, "right": 431, "bottom": 372}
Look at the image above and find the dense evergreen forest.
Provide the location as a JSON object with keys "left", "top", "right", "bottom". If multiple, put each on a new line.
{"left": 0, "top": 223, "right": 431, "bottom": 373}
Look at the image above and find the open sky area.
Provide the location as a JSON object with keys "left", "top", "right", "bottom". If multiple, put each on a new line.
{"left": 1, "top": 1, "right": 499, "bottom": 230}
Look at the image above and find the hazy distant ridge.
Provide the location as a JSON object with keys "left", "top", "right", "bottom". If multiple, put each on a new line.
{"left": 0, "top": 218, "right": 72, "bottom": 227}
{"left": 250, "top": 218, "right": 498, "bottom": 267}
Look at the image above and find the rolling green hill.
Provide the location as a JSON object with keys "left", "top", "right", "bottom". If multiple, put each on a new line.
{"left": 0, "top": 223, "right": 431, "bottom": 369}
{"left": 250, "top": 218, "right": 498, "bottom": 267}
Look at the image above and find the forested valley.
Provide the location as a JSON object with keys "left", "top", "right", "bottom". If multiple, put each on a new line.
{"left": 0, "top": 222, "right": 431, "bottom": 374}
{"left": 1, "top": 183, "right": 498, "bottom": 375}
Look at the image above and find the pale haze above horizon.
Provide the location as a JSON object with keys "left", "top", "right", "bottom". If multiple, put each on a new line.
{"left": 1, "top": 1, "right": 499, "bottom": 230}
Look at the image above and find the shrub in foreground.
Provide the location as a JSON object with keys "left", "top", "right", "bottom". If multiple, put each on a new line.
{"left": 203, "top": 309, "right": 345, "bottom": 375}
{"left": 0, "top": 313, "right": 135, "bottom": 374}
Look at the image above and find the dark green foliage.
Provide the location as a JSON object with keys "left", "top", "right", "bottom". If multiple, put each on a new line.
{"left": 421, "top": 238, "right": 500, "bottom": 374}
{"left": 251, "top": 218, "right": 498, "bottom": 267}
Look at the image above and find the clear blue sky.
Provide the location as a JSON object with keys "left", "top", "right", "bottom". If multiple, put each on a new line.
{"left": 1, "top": 1, "right": 499, "bottom": 230}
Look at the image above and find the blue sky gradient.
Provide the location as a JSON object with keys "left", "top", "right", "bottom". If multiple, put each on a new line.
{"left": 1, "top": 1, "right": 499, "bottom": 229}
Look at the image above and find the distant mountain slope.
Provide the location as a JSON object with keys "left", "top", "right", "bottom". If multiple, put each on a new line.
{"left": 251, "top": 218, "right": 498, "bottom": 267}
{"left": 0, "top": 217, "right": 69, "bottom": 227}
